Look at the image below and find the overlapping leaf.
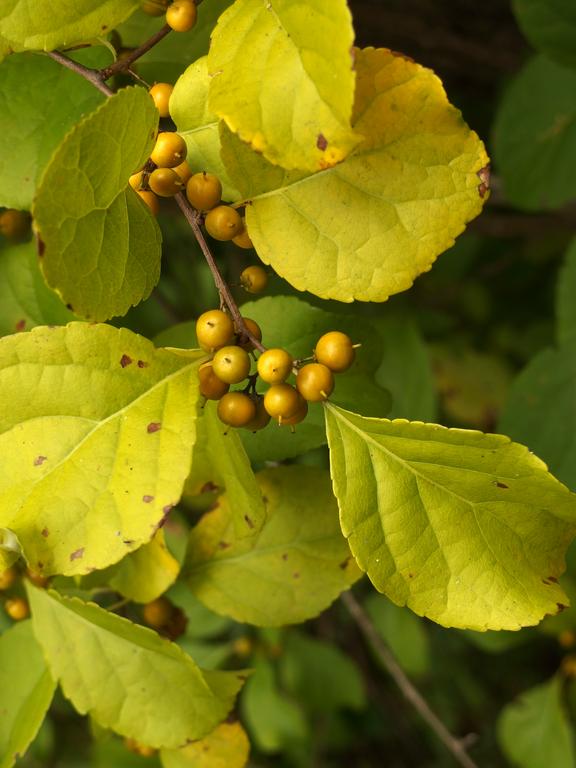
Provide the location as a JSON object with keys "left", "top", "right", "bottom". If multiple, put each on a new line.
{"left": 513, "top": 0, "right": 576, "bottom": 69}
{"left": 28, "top": 586, "right": 245, "bottom": 748}
{"left": 0, "top": 0, "right": 138, "bottom": 53}
{"left": 208, "top": 0, "right": 360, "bottom": 171}
{"left": 106, "top": 531, "right": 180, "bottom": 604}
{"left": 185, "top": 466, "right": 360, "bottom": 626}
{"left": 223, "top": 47, "right": 488, "bottom": 302}
{"left": 325, "top": 404, "right": 576, "bottom": 630}
{"left": 0, "top": 50, "right": 107, "bottom": 210}
{"left": 0, "top": 621, "right": 56, "bottom": 768}
{"left": 161, "top": 722, "right": 250, "bottom": 768}
{"left": 557, "top": 238, "right": 576, "bottom": 344}
{"left": 0, "top": 323, "right": 204, "bottom": 576}
{"left": 33, "top": 87, "right": 161, "bottom": 321}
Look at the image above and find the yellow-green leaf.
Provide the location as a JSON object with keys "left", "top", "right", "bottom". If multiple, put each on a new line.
{"left": 161, "top": 722, "right": 250, "bottom": 768}
{"left": 0, "top": 527, "right": 21, "bottom": 574}
{"left": 170, "top": 57, "right": 240, "bottom": 201}
{"left": 0, "top": 323, "right": 204, "bottom": 576}
{"left": 27, "top": 586, "right": 245, "bottom": 749}
{"left": 325, "top": 404, "right": 576, "bottom": 630}
{"left": 107, "top": 531, "right": 180, "bottom": 604}
{"left": 224, "top": 47, "right": 488, "bottom": 303}
{"left": 208, "top": 0, "right": 360, "bottom": 171}
{"left": 185, "top": 466, "right": 360, "bottom": 626}
{"left": 33, "top": 87, "right": 160, "bottom": 321}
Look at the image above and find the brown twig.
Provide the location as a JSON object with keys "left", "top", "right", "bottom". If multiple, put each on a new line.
{"left": 175, "top": 194, "right": 266, "bottom": 352}
{"left": 341, "top": 591, "right": 479, "bottom": 768}
{"left": 100, "top": 24, "right": 172, "bottom": 80}
{"left": 45, "top": 51, "right": 114, "bottom": 97}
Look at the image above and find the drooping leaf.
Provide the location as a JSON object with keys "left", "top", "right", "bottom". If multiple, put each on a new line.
{"left": 223, "top": 47, "right": 488, "bottom": 302}
{"left": 498, "top": 676, "right": 575, "bottom": 768}
{"left": 33, "top": 86, "right": 161, "bottom": 321}
{"left": 208, "top": 0, "right": 360, "bottom": 171}
{"left": 0, "top": 621, "right": 56, "bottom": 768}
{"left": 279, "top": 631, "right": 366, "bottom": 714}
{"left": 325, "top": 404, "right": 576, "bottom": 630}
{"left": 0, "top": 0, "right": 138, "bottom": 52}
{"left": 499, "top": 342, "right": 576, "bottom": 491}
{"left": 27, "top": 585, "right": 245, "bottom": 749}
{"left": 0, "top": 527, "right": 22, "bottom": 574}
{"left": 237, "top": 296, "right": 391, "bottom": 463}
{"left": 106, "top": 531, "right": 180, "bottom": 604}
{"left": 185, "top": 466, "right": 361, "bottom": 626}
{"left": 0, "top": 323, "right": 204, "bottom": 576}
{"left": 0, "top": 49, "right": 108, "bottom": 210}
{"left": 492, "top": 55, "right": 576, "bottom": 211}
{"left": 0, "top": 240, "right": 74, "bottom": 336}
{"left": 557, "top": 238, "right": 576, "bottom": 344}
{"left": 513, "top": 0, "right": 576, "bottom": 69}
{"left": 160, "top": 722, "right": 250, "bottom": 768}
{"left": 169, "top": 57, "right": 240, "bottom": 201}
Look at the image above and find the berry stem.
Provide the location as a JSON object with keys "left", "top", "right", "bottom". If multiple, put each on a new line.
{"left": 100, "top": 24, "right": 172, "bottom": 80}
{"left": 175, "top": 194, "right": 266, "bottom": 353}
{"left": 45, "top": 51, "right": 114, "bottom": 97}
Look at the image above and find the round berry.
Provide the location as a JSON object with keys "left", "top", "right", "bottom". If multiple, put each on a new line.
{"left": 186, "top": 172, "right": 222, "bottom": 211}
{"left": 26, "top": 568, "right": 50, "bottom": 588}
{"left": 5, "top": 597, "right": 29, "bottom": 621}
{"left": 129, "top": 171, "right": 143, "bottom": 191}
{"left": 150, "top": 132, "right": 187, "bottom": 168}
{"left": 204, "top": 205, "right": 243, "bottom": 241}
{"left": 257, "top": 348, "right": 293, "bottom": 384}
{"left": 148, "top": 167, "right": 183, "bottom": 197}
{"left": 315, "top": 331, "right": 356, "bottom": 372}
{"left": 212, "top": 345, "right": 251, "bottom": 384}
{"left": 149, "top": 82, "right": 174, "bottom": 118}
{"left": 217, "top": 392, "right": 256, "bottom": 427}
{"left": 137, "top": 189, "right": 160, "bottom": 215}
{"left": 141, "top": 0, "right": 169, "bottom": 15}
{"left": 0, "top": 566, "right": 17, "bottom": 591}
{"left": 244, "top": 396, "right": 271, "bottom": 432}
{"left": 174, "top": 160, "right": 192, "bottom": 184}
{"left": 196, "top": 309, "right": 234, "bottom": 352}
{"left": 143, "top": 597, "right": 173, "bottom": 628}
{"left": 0, "top": 209, "right": 30, "bottom": 239}
{"left": 282, "top": 395, "right": 308, "bottom": 426}
{"left": 198, "top": 363, "right": 230, "bottom": 400}
{"left": 232, "top": 221, "right": 253, "bottom": 250}
{"left": 263, "top": 383, "right": 301, "bottom": 422}
{"left": 166, "top": 0, "right": 197, "bottom": 32}
{"left": 296, "top": 363, "right": 334, "bottom": 402}
{"left": 240, "top": 265, "right": 268, "bottom": 294}
{"left": 237, "top": 317, "right": 262, "bottom": 351}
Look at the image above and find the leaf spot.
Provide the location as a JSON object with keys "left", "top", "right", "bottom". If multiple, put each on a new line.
{"left": 477, "top": 165, "right": 490, "bottom": 198}
{"left": 147, "top": 422, "right": 161, "bottom": 433}
{"left": 120, "top": 354, "right": 133, "bottom": 367}
{"left": 34, "top": 455, "right": 47, "bottom": 466}
{"left": 293, "top": 572, "right": 300, "bottom": 579}
{"left": 123, "top": 539, "right": 135, "bottom": 546}
{"left": 137, "top": 360, "right": 149, "bottom": 368}
{"left": 244, "top": 514, "right": 255, "bottom": 529}
{"left": 142, "top": 495, "right": 154, "bottom": 503}
{"left": 495, "top": 481, "right": 509, "bottom": 489}
{"left": 316, "top": 133, "right": 328, "bottom": 151}
{"left": 41, "top": 528, "right": 50, "bottom": 538}
{"left": 70, "top": 547, "right": 85, "bottom": 561}
{"left": 281, "top": 553, "right": 288, "bottom": 561}
{"left": 15, "top": 319, "right": 26, "bottom": 332}
{"left": 557, "top": 603, "right": 568, "bottom": 613}
{"left": 218, "top": 541, "right": 231, "bottom": 549}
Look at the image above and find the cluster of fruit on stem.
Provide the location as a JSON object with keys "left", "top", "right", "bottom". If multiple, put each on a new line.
{"left": 0, "top": 564, "right": 50, "bottom": 621}
{"left": 196, "top": 309, "right": 357, "bottom": 430}
{"left": 141, "top": 0, "right": 197, "bottom": 32}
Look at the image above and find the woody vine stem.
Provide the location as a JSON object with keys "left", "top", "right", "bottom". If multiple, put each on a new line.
{"left": 44, "top": 30, "right": 476, "bottom": 767}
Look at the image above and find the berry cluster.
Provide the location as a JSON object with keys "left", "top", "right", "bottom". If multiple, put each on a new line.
{"left": 196, "top": 309, "right": 357, "bottom": 431}
{"left": 141, "top": 0, "right": 197, "bottom": 33}
{"left": 0, "top": 564, "right": 50, "bottom": 621}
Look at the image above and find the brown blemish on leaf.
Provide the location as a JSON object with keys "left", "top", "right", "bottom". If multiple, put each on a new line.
{"left": 41, "top": 528, "right": 49, "bottom": 538}
{"left": 201, "top": 481, "right": 219, "bottom": 493}
{"left": 477, "top": 165, "right": 491, "bottom": 198}
{"left": 543, "top": 575, "right": 560, "bottom": 585}
{"left": 557, "top": 603, "right": 568, "bottom": 613}
{"left": 15, "top": 319, "right": 26, "bottom": 332}
{"left": 293, "top": 572, "right": 300, "bottom": 579}
{"left": 123, "top": 539, "right": 135, "bottom": 546}
{"left": 70, "top": 547, "right": 85, "bottom": 561}
{"left": 244, "top": 514, "right": 254, "bottom": 529}
{"left": 391, "top": 49, "right": 416, "bottom": 63}
{"left": 147, "top": 422, "right": 161, "bottom": 433}
{"left": 339, "top": 557, "right": 350, "bottom": 570}
{"left": 66, "top": 303, "right": 74, "bottom": 312}
{"left": 282, "top": 553, "right": 288, "bottom": 561}
{"left": 408, "top": 573, "right": 414, "bottom": 579}
{"left": 137, "top": 360, "right": 149, "bottom": 368}
{"left": 34, "top": 455, "right": 47, "bottom": 466}
{"left": 316, "top": 133, "right": 328, "bottom": 151}
{"left": 37, "top": 237, "right": 45, "bottom": 257}
{"left": 495, "top": 481, "right": 509, "bottom": 489}
{"left": 142, "top": 495, "right": 154, "bottom": 503}
{"left": 120, "top": 354, "right": 133, "bottom": 368}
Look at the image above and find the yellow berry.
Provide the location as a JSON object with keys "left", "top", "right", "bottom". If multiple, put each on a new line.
{"left": 0, "top": 566, "right": 18, "bottom": 591}
{"left": 314, "top": 331, "right": 356, "bottom": 373}
{"left": 150, "top": 132, "right": 187, "bottom": 168}
{"left": 174, "top": 160, "right": 192, "bottom": 184}
{"left": 217, "top": 392, "right": 256, "bottom": 428}
{"left": 143, "top": 597, "right": 173, "bottom": 629}
{"left": 204, "top": 205, "right": 243, "bottom": 241}
{"left": 240, "top": 265, "right": 268, "bottom": 294}
{"left": 166, "top": 0, "right": 197, "bottom": 32}
{"left": 257, "top": 348, "right": 293, "bottom": 384}
{"left": 232, "top": 220, "right": 253, "bottom": 249}
{"left": 148, "top": 167, "right": 184, "bottom": 197}
{"left": 5, "top": 597, "right": 29, "bottom": 621}
{"left": 296, "top": 363, "right": 334, "bottom": 402}
{"left": 137, "top": 189, "right": 160, "bottom": 215}
{"left": 149, "top": 82, "right": 174, "bottom": 118}
{"left": 196, "top": 309, "right": 235, "bottom": 352}
{"left": 186, "top": 172, "right": 222, "bottom": 211}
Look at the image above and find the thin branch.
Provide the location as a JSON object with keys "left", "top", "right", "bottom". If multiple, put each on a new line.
{"left": 175, "top": 194, "right": 266, "bottom": 352}
{"left": 45, "top": 51, "right": 114, "bottom": 97}
{"left": 100, "top": 24, "right": 172, "bottom": 80}
{"left": 342, "top": 591, "right": 479, "bottom": 768}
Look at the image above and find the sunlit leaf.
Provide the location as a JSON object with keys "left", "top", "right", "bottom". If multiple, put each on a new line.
{"left": 160, "top": 722, "right": 250, "bottom": 768}
{"left": 325, "top": 404, "right": 576, "bottom": 630}
{"left": 107, "top": 531, "right": 180, "bottom": 604}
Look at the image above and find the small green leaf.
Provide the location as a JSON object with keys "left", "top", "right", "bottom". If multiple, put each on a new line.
{"left": 557, "top": 238, "right": 576, "bottom": 344}
{"left": 27, "top": 585, "right": 245, "bottom": 749}
{"left": 226, "top": 47, "right": 488, "bottom": 303}
{"left": 185, "top": 466, "right": 360, "bottom": 626}
{"left": 160, "top": 722, "right": 250, "bottom": 768}
{"left": 513, "top": 0, "right": 576, "bottom": 69}
{"left": 0, "top": 621, "right": 56, "bottom": 768}
{"left": 208, "top": 0, "right": 360, "bottom": 171}
{"left": 492, "top": 55, "right": 576, "bottom": 211}
{"left": 107, "top": 531, "right": 180, "bottom": 604}
{"left": 0, "top": 323, "right": 204, "bottom": 576}
{"left": 499, "top": 342, "right": 576, "bottom": 491}
{"left": 498, "top": 676, "right": 575, "bottom": 768}
{"left": 0, "top": 240, "right": 74, "bottom": 336}
{"left": 0, "top": 50, "right": 107, "bottom": 210}
{"left": 0, "top": 0, "right": 139, "bottom": 52}
{"left": 33, "top": 86, "right": 160, "bottom": 321}
{"left": 170, "top": 57, "right": 240, "bottom": 201}
{"left": 325, "top": 404, "right": 576, "bottom": 630}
